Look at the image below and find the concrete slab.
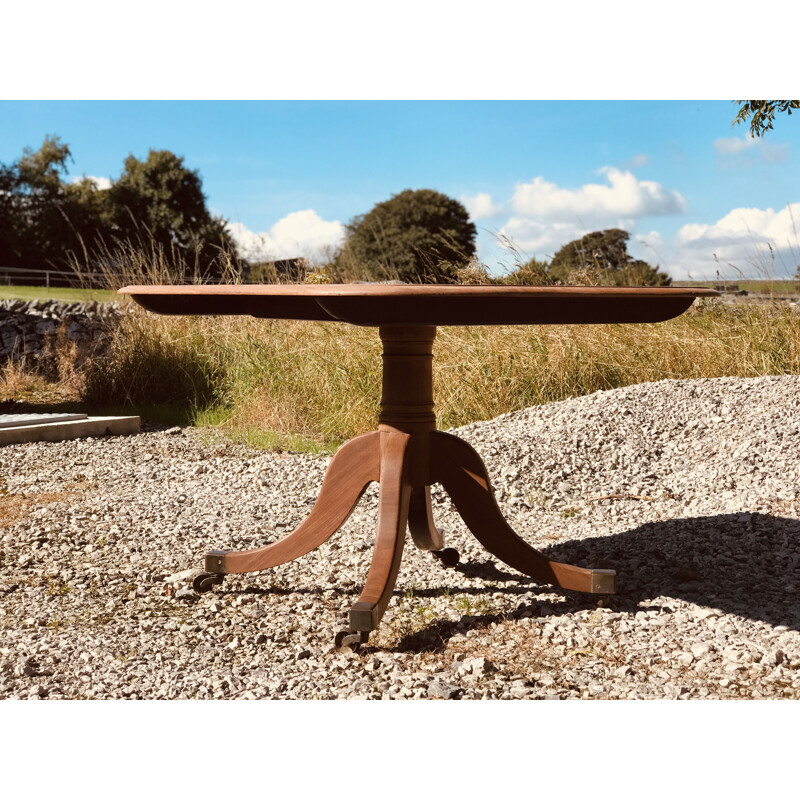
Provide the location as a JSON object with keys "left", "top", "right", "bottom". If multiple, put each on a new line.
{"left": 0, "top": 415, "right": 140, "bottom": 446}
{"left": 0, "top": 413, "right": 88, "bottom": 429}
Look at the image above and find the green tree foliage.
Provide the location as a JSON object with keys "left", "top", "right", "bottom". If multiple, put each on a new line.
{"left": 0, "top": 137, "right": 238, "bottom": 282}
{"left": 496, "top": 231, "right": 670, "bottom": 286}
{"left": 0, "top": 161, "right": 21, "bottom": 267}
{"left": 548, "top": 229, "right": 671, "bottom": 286}
{"left": 62, "top": 175, "right": 115, "bottom": 253}
{"left": 336, "top": 189, "right": 477, "bottom": 283}
{"left": 0, "top": 135, "right": 87, "bottom": 269}
{"left": 733, "top": 101, "right": 799, "bottom": 137}
{"left": 107, "top": 149, "right": 236, "bottom": 279}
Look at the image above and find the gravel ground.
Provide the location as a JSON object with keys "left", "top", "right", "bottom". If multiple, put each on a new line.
{"left": 2, "top": 375, "right": 799, "bottom": 700}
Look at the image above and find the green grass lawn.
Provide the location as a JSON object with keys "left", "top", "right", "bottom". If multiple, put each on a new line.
{"left": 735, "top": 281, "right": 800, "bottom": 294}
{"left": 0, "top": 285, "right": 118, "bottom": 303}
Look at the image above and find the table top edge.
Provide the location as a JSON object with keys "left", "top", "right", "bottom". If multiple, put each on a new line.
{"left": 118, "top": 284, "right": 721, "bottom": 298}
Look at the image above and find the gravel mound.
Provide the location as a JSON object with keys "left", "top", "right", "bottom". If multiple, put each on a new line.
{"left": 1, "top": 375, "right": 799, "bottom": 699}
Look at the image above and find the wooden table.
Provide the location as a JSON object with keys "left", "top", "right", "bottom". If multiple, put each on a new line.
{"left": 119, "top": 284, "right": 718, "bottom": 648}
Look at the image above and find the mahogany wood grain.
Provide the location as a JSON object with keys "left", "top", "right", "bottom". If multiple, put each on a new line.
{"left": 378, "top": 327, "right": 443, "bottom": 550}
{"left": 218, "top": 431, "right": 380, "bottom": 574}
{"left": 407, "top": 486, "right": 445, "bottom": 551}
{"left": 377, "top": 326, "right": 437, "bottom": 487}
{"left": 119, "top": 284, "right": 718, "bottom": 328}
{"left": 349, "top": 430, "right": 412, "bottom": 632}
{"left": 430, "top": 430, "right": 615, "bottom": 594}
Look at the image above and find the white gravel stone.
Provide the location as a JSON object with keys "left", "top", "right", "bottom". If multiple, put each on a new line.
{"left": 1, "top": 375, "right": 800, "bottom": 699}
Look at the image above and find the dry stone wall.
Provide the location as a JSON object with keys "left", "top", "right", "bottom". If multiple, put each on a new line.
{"left": 0, "top": 299, "right": 122, "bottom": 371}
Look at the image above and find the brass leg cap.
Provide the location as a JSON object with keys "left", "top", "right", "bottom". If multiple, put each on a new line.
{"left": 349, "top": 603, "right": 377, "bottom": 632}
{"left": 590, "top": 569, "right": 616, "bottom": 595}
{"left": 205, "top": 550, "right": 228, "bottom": 574}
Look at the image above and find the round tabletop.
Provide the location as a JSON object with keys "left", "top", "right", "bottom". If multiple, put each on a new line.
{"left": 118, "top": 284, "right": 719, "bottom": 327}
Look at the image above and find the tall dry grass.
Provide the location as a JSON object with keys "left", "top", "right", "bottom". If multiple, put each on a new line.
{"left": 49, "top": 222, "right": 800, "bottom": 450}
{"left": 80, "top": 297, "right": 800, "bottom": 450}
{"left": 67, "top": 231, "right": 244, "bottom": 290}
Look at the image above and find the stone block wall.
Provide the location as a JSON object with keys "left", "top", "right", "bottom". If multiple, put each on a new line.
{"left": 0, "top": 299, "right": 122, "bottom": 372}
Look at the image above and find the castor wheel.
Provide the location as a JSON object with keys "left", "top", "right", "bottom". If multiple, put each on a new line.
{"left": 432, "top": 547, "right": 460, "bottom": 568}
{"left": 334, "top": 630, "right": 369, "bottom": 651}
{"left": 193, "top": 572, "right": 224, "bottom": 593}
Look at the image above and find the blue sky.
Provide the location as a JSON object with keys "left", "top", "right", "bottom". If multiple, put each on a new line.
{"left": 2, "top": 100, "right": 798, "bottom": 280}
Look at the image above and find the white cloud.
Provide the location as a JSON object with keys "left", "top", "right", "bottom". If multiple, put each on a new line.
{"left": 487, "top": 168, "right": 685, "bottom": 261}
{"left": 227, "top": 209, "right": 345, "bottom": 262}
{"left": 510, "top": 167, "right": 687, "bottom": 223}
{"left": 270, "top": 210, "right": 345, "bottom": 252}
{"left": 714, "top": 134, "right": 759, "bottom": 155}
{"left": 639, "top": 230, "right": 664, "bottom": 249}
{"left": 468, "top": 167, "right": 798, "bottom": 283}
{"left": 628, "top": 229, "right": 666, "bottom": 264}
{"left": 498, "top": 218, "right": 590, "bottom": 258}
{"left": 652, "top": 204, "right": 800, "bottom": 280}
{"left": 494, "top": 204, "right": 800, "bottom": 281}
{"left": 71, "top": 175, "right": 112, "bottom": 190}
{"left": 713, "top": 133, "right": 788, "bottom": 164}
{"left": 460, "top": 192, "right": 503, "bottom": 220}
{"left": 490, "top": 186, "right": 800, "bottom": 282}
{"left": 676, "top": 205, "right": 799, "bottom": 247}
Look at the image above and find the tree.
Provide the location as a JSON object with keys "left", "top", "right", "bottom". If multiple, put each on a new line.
{"left": 0, "top": 135, "right": 84, "bottom": 269}
{"left": 0, "top": 161, "right": 21, "bottom": 267}
{"left": 732, "top": 100, "right": 799, "bottom": 137}
{"left": 0, "top": 138, "right": 240, "bottom": 283}
{"left": 336, "top": 189, "right": 477, "bottom": 283}
{"left": 107, "top": 149, "right": 237, "bottom": 280}
{"left": 62, "top": 174, "right": 114, "bottom": 252}
{"left": 548, "top": 229, "right": 671, "bottom": 286}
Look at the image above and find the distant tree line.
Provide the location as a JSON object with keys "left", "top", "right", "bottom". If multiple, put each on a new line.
{"left": 0, "top": 136, "right": 670, "bottom": 287}
{"left": 0, "top": 135, "right": 239, "bottom": 283}
{"left": 316, "top": 190, "right": 670, "bottom": 286}
{"left": 496, "top": 228, "right": 671, "bottom": 287}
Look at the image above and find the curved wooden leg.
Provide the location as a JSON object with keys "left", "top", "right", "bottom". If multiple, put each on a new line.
{"left": 408, "top": 486, "right": 445, "bottom": 551}
{"left": 206, "top": 431, "right": 381, "bottom": 575}
{"left": 349, "top": 430, "right": 412, "bottom": 633}
{"left": 430, "top": 431, "right": 615, "bottom": 594}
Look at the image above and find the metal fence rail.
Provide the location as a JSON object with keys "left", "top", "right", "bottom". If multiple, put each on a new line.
{"left": 0, "top": 265, "right": 107, "bottom": 288}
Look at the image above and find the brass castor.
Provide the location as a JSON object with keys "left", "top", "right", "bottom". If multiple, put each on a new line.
{"left": 432, "top": 547, "right": 460, "bottom": 568}
{"left": 193, "top": 572, "right": 224, "bottom": 593}
{"left": 334, "top": 629, "right": 369, "bottom": 651}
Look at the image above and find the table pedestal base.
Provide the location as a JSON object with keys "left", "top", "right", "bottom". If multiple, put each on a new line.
{"left": 195, "top": 326, "right": 616, "bottom": 647}
{"left": 197, "top": 427, "right": 615, "bottom": 645}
